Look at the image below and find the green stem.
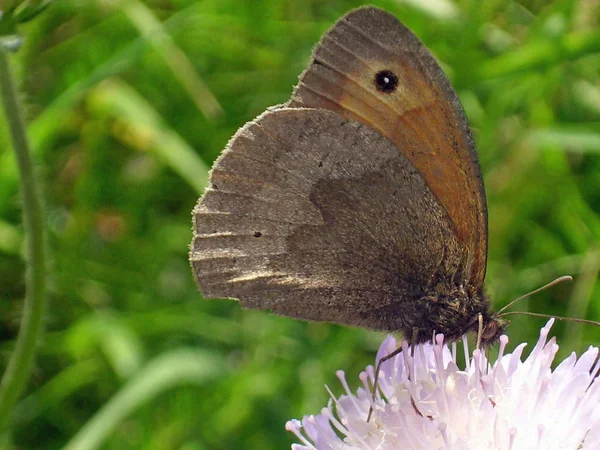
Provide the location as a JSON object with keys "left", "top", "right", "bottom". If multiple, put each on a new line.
{"left": 0, "top": 46, "right": 47, "bottom": 431}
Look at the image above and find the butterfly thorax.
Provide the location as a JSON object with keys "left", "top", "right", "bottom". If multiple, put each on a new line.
{"left": 391, "top": 287, "right": 506, "bottom": 346}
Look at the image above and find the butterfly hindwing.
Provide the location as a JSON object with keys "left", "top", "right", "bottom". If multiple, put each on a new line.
{"left": 190, "top": 108, "right": 467, "bottom": 331}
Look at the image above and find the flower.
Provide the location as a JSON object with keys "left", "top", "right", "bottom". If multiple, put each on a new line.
{"left": 286, "top": 320, "right": 600, "bottom": 449}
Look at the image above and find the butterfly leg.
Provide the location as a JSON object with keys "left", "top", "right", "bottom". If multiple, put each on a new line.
{"left": 367, "top": 345, "right": 403, "bottom": 422}
{"left": 476, "top": 313, "right": 483, "bottom": 350}
{"left": 410, "top": 327, "right": 419, "bottom": 357}
{"left": 367, "top": 327, "right": 421, "bottom": 422}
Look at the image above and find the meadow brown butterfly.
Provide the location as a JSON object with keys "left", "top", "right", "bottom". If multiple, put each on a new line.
{"left": 189, "top": 6, "right": 506, "bottom": 345}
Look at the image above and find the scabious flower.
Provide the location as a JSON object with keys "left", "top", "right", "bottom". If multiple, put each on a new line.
{"left": 287, "top": 320, "right": 600, "bottom": 449}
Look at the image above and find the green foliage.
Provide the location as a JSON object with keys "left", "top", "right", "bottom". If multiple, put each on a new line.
{"left": 0, "top": 0, "right": 599, "bottom": 448}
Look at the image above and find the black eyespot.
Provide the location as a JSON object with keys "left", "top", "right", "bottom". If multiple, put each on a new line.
{"left": 253, "top": 231, "right": 262, "bottom": 237}
{"left": 374, "top": 69, "right": 399, "bottom": 93}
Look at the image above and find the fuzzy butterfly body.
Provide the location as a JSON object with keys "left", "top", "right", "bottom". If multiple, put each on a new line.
{"left": 190, "top": 6, "right": 506, "bottom": 344}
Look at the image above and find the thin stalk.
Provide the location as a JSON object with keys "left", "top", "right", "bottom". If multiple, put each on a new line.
{"left": 0, "top": 46, "right": 47, "bottom": 431}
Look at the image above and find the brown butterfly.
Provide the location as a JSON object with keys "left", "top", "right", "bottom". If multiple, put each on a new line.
{"left": 189, "top": 6, "right": 506, "bottom": 345}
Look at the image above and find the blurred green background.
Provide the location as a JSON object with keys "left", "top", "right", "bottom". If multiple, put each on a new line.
{"left": 0, "top": 0, "right": 599, "bottom": 448}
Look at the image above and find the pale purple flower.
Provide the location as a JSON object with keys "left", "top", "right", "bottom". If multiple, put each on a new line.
{"left": 287, "top": 320, "right": 600, "bottom": 449}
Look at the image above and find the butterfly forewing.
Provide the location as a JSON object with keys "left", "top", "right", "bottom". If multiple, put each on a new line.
{"left": 288, "top": 6, "right": 488, "bottom": 290}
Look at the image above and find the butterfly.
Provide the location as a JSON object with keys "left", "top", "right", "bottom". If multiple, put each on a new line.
{"left": 189, "top": 6, "right": 506, "bottom": 345}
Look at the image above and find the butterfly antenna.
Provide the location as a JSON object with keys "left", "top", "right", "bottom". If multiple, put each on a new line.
{"left": 499, "top": 311, "right": 600, "bottom": 327}
{"left": 497, "top": 275, "right": 573, "bottom": 314}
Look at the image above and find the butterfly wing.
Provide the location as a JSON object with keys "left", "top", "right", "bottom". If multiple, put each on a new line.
{"left": 190, "top": 108, "right": 466, "bottom": 331}
{"left": 288, "top": 6, "right": 487, "bottom": 290}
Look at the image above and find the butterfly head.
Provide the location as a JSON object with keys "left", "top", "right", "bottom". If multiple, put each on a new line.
{"left": 479, "top": 314, "right": 509, "bottom": 346}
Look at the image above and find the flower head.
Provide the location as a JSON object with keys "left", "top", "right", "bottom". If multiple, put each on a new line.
{"left": 287, "top": 320, "right": 600, "bottom": 449}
